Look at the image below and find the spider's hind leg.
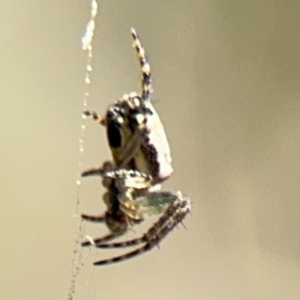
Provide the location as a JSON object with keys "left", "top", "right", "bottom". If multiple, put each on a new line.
{"left": 96, "top": 191, "right": 190, "bottom": 249}
{"left": 93, "top": 193, "right": 190, "bottom": 266}
{"left": 131, "top": 28, "right": 152, "bottom": 101}
{"left": 81, "top": 211, "right": 128, "bottom": 247}
{"left": 81, "top": 231, "right": 125, "bottom": 247}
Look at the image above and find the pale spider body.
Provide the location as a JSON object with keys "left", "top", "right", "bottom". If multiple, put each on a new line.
{"left": 81, "top": 29, "right": 190, "bottom": 265}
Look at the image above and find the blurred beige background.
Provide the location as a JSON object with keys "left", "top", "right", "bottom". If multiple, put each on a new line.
{"left": 1, "top": 0, "right": 300, "bottom": 299}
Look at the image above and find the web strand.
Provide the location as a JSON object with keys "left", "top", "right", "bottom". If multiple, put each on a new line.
{"left": 67, "top": 1, "right": 99, "bottom": 299}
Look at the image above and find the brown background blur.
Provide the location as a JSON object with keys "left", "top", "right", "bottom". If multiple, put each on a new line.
{"left": 1, "top": 1, "right": 300, "bottom": 299}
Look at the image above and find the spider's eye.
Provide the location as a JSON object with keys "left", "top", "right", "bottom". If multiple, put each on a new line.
{"left": 107, "top": 120, "right": 122, "bottom": 148}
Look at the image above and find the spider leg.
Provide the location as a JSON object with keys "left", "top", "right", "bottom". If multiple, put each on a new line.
{"left": 83, "top": 110, "right": 105, "bottom": 125}
{"left": 81, "top": 231, "right": 125, "bottom": 247}
{"left": 131, "top": 28, "right": 152, "bottom": 101}
{"left": 82, "top": 166, "right": 152, "bottom": 185}
{"left": 95, "top": 192, "right": 187, "bottom": 249}
{"left": 93, "top": 199, "right": 190, "bottom": 266}
{"left": 81, "top": 167, "right": 105, "bottom": 177}
{"left": 117, "top": 130, "right": 144, "bottom": 167}
{"left": 81, "top": 213, "right": 105, "bottom": 223}
{"left": 81, "top": 213, "right": 124, "bottom": 246}
{"left": 94, "top": 213, "right": 170, "bottom": 249}
{"left": 81, "top": 161, "right": 116, "bottom": 178}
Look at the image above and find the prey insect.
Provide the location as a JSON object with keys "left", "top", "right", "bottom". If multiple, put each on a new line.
{"left": 81, "top": 28, "right": 190, "bottom": 266}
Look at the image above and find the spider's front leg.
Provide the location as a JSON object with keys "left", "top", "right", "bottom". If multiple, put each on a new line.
{"left": 81, "top": 231, "right": 125, "bottom": 247}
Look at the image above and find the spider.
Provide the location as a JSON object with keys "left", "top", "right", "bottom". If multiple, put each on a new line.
{"left": 81, "top": 28, "right": 190, "bottom": 265}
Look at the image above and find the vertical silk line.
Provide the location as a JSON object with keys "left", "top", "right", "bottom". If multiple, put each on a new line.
{"left": 67, "top": 1, "right": 98, "bottom": 300}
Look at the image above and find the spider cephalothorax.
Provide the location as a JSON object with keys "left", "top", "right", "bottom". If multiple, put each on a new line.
{"left": 81, "top": 28, "right": 190, "bottom": 266}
